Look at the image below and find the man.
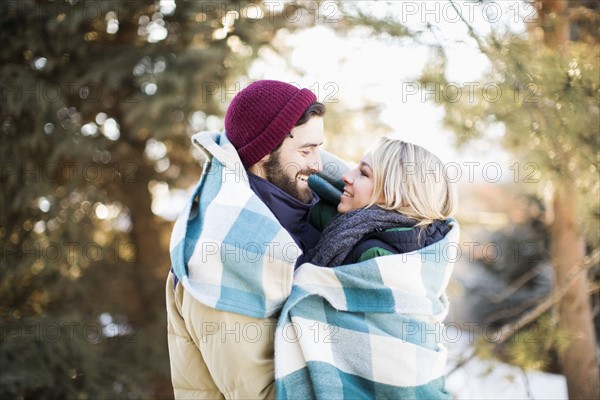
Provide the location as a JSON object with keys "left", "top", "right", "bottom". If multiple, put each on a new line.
{"left": 166, "top": 80, "right": 326, "bottom": 399}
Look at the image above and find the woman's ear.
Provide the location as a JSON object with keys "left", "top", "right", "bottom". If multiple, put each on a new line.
{"left": 375, "top": 190, "right": 386, "bottom": 206}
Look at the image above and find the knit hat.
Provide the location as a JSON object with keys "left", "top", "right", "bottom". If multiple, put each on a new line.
{"left": 225, "top": 80, "right": 317, "bottom": 168}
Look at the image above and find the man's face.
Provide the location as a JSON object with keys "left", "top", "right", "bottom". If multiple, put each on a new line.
{"left": 263, "top": 116, "right": 324, "bottom": 203}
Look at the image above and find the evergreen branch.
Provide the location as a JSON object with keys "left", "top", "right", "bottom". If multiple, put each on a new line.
{"left": 447, "top": 248, "right": 600, "bottom": 376}
{"left": 448, "top": 0, "right": 594, "bottom": 174}
{"left": 495, "top": 249, "right": 599, "bottom": 343}
{"left": 485, "top": 265, "right": 546, "bottom": 304}
{"left": 482, "top": 297, "right": 544, "bottom": 327}
{"left": 447, "top": 0, "right": 492, "bottom": 59}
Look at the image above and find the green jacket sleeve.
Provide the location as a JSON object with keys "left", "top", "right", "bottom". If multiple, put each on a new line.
{"left": 357, "top": 247, "right": 395, "bottom": 263}
{"left": 307, "top": 149, "right": 351, "bottom": 232}
{"left": 309, "top": 200, "right": 339, "bottom": 232}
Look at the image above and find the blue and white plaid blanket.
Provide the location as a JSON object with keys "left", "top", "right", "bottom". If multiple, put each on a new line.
{"left": 275, "top": 220, "right": 459, "bottom": 399}
{"left": 169, "top": 132, "right": 299, "bottom": 318}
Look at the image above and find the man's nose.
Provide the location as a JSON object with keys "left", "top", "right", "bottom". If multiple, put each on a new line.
{"left": 309, "top": 152, "right": 322, "bottom": 173}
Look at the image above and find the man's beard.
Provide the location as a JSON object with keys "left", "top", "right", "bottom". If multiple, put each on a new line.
{"left": 263, "top": 150, "right": 314, "bottom": 204}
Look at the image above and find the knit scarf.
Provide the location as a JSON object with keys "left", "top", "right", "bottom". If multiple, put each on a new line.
{"left": 305, "top": 206, "right": 416, "bottom": 268}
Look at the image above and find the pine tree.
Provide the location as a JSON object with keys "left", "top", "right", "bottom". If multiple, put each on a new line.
{"left": 339, "top": 1, "right": 599, "bottom": 397}
{"left": 1, "top": 1, "right": 311, "bottom": 398}
{"left": 427, "top": 1, "right": 599, "bottom": 397}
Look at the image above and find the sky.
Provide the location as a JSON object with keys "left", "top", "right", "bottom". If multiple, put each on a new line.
{"left": 248, "top": 0, "right": 529, "bottom": 181}
{"left": 155, "top": 0, "right": 534, "bottom": 219}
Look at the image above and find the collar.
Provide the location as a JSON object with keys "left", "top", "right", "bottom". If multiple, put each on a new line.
{"left": 247, "top": 173, "right": 318, "bottom": 235}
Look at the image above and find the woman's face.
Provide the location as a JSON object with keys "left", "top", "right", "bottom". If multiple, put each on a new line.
{"left": 338, "top": 153, "right": 383, "bottom": 213}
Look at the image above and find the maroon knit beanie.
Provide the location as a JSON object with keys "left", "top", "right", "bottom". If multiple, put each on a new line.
{"left": 225, "top": 80, "right": 317, "bottom": 168}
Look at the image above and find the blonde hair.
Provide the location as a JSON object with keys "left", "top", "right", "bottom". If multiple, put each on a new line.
{"left": 368, "top": 137, "right": 457, "bottom": 226}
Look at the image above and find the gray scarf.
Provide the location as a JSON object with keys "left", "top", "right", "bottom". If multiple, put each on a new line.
{"left": 306, "top": 206, "right": 416, "bottom": 268}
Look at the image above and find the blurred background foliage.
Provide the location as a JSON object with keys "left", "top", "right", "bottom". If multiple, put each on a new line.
{"left": 1, "top": 1, "right": 319, "bottom": 398}
{"left": 1, "top": 0, "right": 598, "bottom": 399}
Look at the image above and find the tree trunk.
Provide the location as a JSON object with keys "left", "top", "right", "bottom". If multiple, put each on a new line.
{"left": 538, "top": 0, "right": 570, "bottom": 48}
{"left": 539, "top": 1, "right": 600, "bottom": 398}
{"left": 111, "top": 137, "right": 174, "bottom": 399}
{"left": 549, "top": 179, "right": 599, "bottom": 400}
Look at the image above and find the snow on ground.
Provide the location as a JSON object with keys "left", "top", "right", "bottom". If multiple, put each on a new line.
{"left": 446, "top": 353, "right": 568, "bottom": 399}
{"left": 443, "top": 326, "right": 568, "bottom": 399}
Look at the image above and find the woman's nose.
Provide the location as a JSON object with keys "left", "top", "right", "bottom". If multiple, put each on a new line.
{"left": 342, "top": 174, "right": 352, "bottom": 185}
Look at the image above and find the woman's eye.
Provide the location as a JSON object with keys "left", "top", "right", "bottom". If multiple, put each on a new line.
{"left": 301, "top": 150, "right": 310, "bottom": 155}
{"left": 360, "top": 169, "right": 367, "bottom": 177}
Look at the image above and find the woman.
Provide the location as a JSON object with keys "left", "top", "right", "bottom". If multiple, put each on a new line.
{"left": 275, "top": 137, "right": 460, "bottom": 400}
{"left": 307, "top": 136, "right": 457, "bottom": 267}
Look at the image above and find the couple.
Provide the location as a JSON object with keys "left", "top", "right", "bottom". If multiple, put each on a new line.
{"left": 166, "top": 80, "right": 459, "bottom": 399}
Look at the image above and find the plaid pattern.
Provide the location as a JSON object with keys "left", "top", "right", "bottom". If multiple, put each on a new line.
{"left": 275, "top": 220, "right": 459, "bottom": 399}
{"left": 169, "top": 132, "right": 299, "bottom": 318}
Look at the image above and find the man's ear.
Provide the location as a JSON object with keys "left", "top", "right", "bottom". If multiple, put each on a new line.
{"left": 248, "top": 154, "right": 270, "bottom": 179}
